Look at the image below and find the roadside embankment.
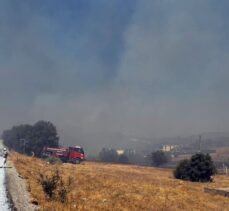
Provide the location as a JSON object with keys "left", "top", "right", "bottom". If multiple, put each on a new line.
{"left": 6, "top": 159, "right": 37, "bottom": 211}
{"left": 7, "top": 152, "right": 229, "bottom": 211}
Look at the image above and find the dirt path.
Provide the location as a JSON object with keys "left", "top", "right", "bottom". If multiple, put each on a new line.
{"left": 6, "top": 160, "right": 38, "bottom": 211}
{"left": 0, "top": 157, "right": 11, "bottom": 210}
{"left": 0, "top": 140, "right": 37, "bottom": 211}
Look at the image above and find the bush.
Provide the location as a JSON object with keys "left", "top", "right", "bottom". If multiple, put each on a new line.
{"left": 151, "top": 150, "right": 168, "bottom": 166}
{"left": 99, "top": 148, "right": 118, "bottom": 163}
{"left": 46, "top": 156, "right": 62, "bottom": 165}
{"left": 118, "top": 154, "right": 129, "bottom": 164}
{"left": 38, "top": 169, "right": 60, "bottom": 199}
{"left": 38, "top": 169, "right": 73, "bottom": 202}
{"left": 174, "top": 159, "right": 191, "bottom": 181}
{"left": 174, "top": 153, "right": 217, "bottom": 182}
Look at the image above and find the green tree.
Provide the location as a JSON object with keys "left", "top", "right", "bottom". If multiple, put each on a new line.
{"left": 173, "top": 159, "right": 191, "bottom": 181}
{"left": 30, "top": 121, "right": 59, "bottom": 157}
{"left": 174, "top": 153, "right": 217, "bottom": 182}
{"left": 99, "top": 148, "right": 118, "bottom": 163}
{"left": 2, "top": 124, "right": 33, "bottom": 153}
{"left": 118, "top": 154, "right": 129, "bottom": 164}
{"left": 151, "top": 150, "right": 168, "bottom": 167}
{"left": 2, "top": 120, "right": 59, "bottom": 157}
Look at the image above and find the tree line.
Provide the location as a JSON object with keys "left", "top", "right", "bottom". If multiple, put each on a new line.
{"left": 2, "top": 120, "right": 59, "bottom": 157}
{"left": 98, "top": 148, "right": 170, "bottom": 166}
{"left": 99, "top": 148, "right": 130, "bottom": 164}
{"left": 2, "top": 120, "right": 217, "bottom": 182}
{"left": 98, "top": 148, "right": 217, "bottom": 182}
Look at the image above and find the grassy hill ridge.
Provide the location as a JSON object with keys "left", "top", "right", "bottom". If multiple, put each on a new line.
{"left": 10, "top": 152, "right": 229, "bottom": 211}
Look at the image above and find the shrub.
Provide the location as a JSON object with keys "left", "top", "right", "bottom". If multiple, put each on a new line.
{"left": 118, "top": 154, "right": 129, "bottom": 164}
{"left": 38, "top": 169, "right": 60, "bottom": 199}
{"left": 99, "top": 148, "right": 118, "bottom": 163}
{"left": 46, "top": 156, "right": 62, "bottom": 165}
{"left": 174, "top": 159, "right": 191, "bottom": 181}
{"left": 58, "top": 176, "right": 73, "bottom": 203}
{"left": 38, "top": 169, "right": 73, "bottom": 202}
{"left": 151, "top": 150, "right": 168, "bottom": 167}
{"left": 58, "top": 180, "right": 68, "bottom": 203}
{"left": 174, "top": 153, "right": 217, "bottom": 182}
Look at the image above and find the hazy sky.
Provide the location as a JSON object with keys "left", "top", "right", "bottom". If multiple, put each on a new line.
{"left": 0, "top": 1, "right": 229, "bottom": 148}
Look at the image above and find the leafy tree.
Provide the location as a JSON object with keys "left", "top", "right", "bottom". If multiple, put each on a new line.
{"left": 118, "top": 154, "right": 129, "bottom": 164}
{"left": 99, "top": 148, "right": 118, "bottom": 163}
{"left": 2, "top": 124, "right": 33, "bottom": 153}
{"left": 151, "top": 150, "right": 168, "bottom": 166}
{"left": 174, "top": 153, "right": 217, "bottom": 182}
{"left": 2, "top": 121, "right": 59, "bottom": 157}
{"left": 29, "top": 121, "right": 59, "bottom": 156}
{"left": 173, "top": 159, "right": 191, "bottom": 181}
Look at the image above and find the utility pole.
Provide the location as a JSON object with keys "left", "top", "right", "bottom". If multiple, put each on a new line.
{"left": 198, "top": 135, "right": 202, "bottom": 152}
{"left": 19, "top": 139, "right": 26, "bottom": 154}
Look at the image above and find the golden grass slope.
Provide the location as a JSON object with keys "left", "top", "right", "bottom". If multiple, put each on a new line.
{"left": 10, "top": 152, "right": 229, "bottom": 211}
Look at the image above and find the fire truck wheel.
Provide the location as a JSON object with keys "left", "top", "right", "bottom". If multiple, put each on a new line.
{"left": 74, "top": 158, "right": 81, "bottom": 164}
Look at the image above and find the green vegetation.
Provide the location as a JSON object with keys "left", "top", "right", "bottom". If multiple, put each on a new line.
{"left": 46, "top": 156, "right": 63, "bottom": 165}
{"left": 151, "top": 150, "right": 168, "bottom": 167}
{"left": 174, "top": 153, "right": 217, "bottom": 182}
{"left": 2, "top": 120, "right": 59, "bottom": 157}
{"left": 98, "top": 148, "right": 129, "bottom": 164}
{"left": 118, "top": 154, "right": 129, "bottom": 164}
{"left": 38, "top": 169, "right": 73, "bottom": 203}
{"left": 99, "top": 148, "right": 119, "bottom": 163}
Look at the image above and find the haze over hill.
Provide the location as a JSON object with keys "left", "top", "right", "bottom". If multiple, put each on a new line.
{"left": 0, "top": 1, "right": 229, "bottom": 151}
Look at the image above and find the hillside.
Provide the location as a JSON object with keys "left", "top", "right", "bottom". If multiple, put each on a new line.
{"left": 9, "top": 153, "right": 229, "bottom": 211}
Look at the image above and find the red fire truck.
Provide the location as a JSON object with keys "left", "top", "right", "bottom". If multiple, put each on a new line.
{"left": 43, "top": 146, "right": 85, "bottom": 164}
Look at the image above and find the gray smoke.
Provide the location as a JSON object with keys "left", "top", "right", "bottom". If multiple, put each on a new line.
{"left": 0, "top": 1, "right": 229, "bottom": 152}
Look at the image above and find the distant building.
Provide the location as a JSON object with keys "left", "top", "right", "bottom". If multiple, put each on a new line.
{"left": 116, "top": 149, "right": 136, "bottom": 156}
{"left": 116, "top": 149, "right": 125, "bottom": 155}
{"left": 161, "top": 145, "right": 177, "bottom": 152}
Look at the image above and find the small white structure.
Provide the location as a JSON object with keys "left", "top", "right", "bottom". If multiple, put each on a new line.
{"left": 161, "top": 145, "right": 176, "bottom": 152}
{"left": 116, "top": 149, "right": 124, "bottom": 155}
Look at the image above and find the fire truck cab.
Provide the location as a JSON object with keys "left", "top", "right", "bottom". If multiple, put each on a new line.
{"left": 68, "top": 146, "right": 85, "bottom": 164}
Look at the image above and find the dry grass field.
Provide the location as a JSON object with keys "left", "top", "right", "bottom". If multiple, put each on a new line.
{"left": 9, "top": 152, "right": 229, "bottom": 211}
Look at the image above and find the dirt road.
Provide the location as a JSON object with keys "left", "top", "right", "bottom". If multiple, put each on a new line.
{"left": 0, "top": 156, "right": 11, "bottom": 210}
{"left": 0, "top": 140, "right": 37, "bottom": 210}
